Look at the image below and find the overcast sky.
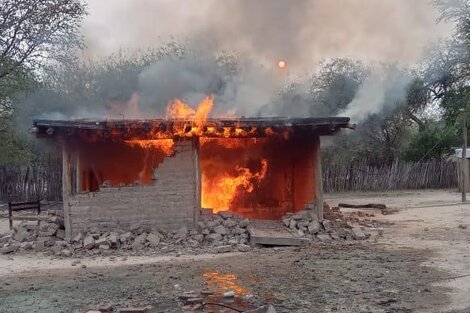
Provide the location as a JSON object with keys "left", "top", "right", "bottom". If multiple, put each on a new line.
{"left": 82, "top": 0, "right": 451, "bottom": 70}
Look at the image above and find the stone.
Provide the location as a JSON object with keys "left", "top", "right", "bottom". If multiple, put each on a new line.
{"left": 83, "top": 236, "right": 95, "bottom": 250}
{"left": 95, "top": 237, "right": 110, "bottom": 248}
{"left": 239, "top": 219, "right": 250, "bottom": 228}
{"left": 20, "top": 241, "right": 33, "bottom": 250}
{"left": 34, "top": 240, "right": 45, "bottom": 252}
{"left": 213, "top": 225, "right": 228, "bottom": 235}
{"left": 289, "top": 219, "right": 297, "bottom": 230}
{"left": 219, "top": 212, "right": 233, "bottom": 219}
{"left": 174, "top": 227, "right": 189, "bottom": 240}
{"left": 322, "top": 220, "right": 332, "bottom": 231}
{"left": 307, "top": 220, "right": 321, "bottom": 234}
{"left": 56, "top": 229, "right": 65, "bottom": 240}
{"left": 223, "top": 218, "right": 237, "bottom": 228}
{"left": 316, "top": 233, "right": 331, "bottom": 241}
{"left": 73, "top": 232, "right": 84, "bottom": 243}
{"left": 237, "top": 244, "right": 251, "bottom": 252}
{"left": 207, "top": 220, "right": 220, "bottom": 230}
{"left": 282, "top": 218, "right": 290, "bottom": 227}
{"left": 1, "top": 244, "right": 18, "bottom": 254}
{"left": 205, "top": 233, "right": 223, "bottom": 243}
{"left": 99, "top": 244, "right": 110, "bottom": 250}
{"left": 193, "top": 234, "right": 204, "bottom": 243}
{"left": 60, "top": 249, "right": 72, "bottom": 257}
{"left": 98, "top": 303, "right": 114, "bottom": 312}
{"left": 107, "top": 234, "right": 119, "bottom": 247}
{"left": 119, "top": 232, "right": 132, "bottom": 243}
{"left": 201, "top": 228, "right": 210, "bottom": 235}
{"left": 146, "top": 233, "right": 160, "bottom": 247}
{"left": 133, "top": 233, "right": 147, "bottom": 244}
{"left": 14, "top": 227, "right": 31, "bottom": 242}
{"left": 232, "top": 226, "right": 246, "bottom": 235}
{"left": 351, "top": 227, "right": 367, "bottom": 240}
{"left": 131, "top": 241, "right": 144, "bottom": 252}
{"left": 216, "top": 245, "right": 232, "bottom": 253}
{"left": 296, "top": 229, "right": 305, "bottom": 237}
{"left": 118, "top": 307, "right": 149, "bottom": 313}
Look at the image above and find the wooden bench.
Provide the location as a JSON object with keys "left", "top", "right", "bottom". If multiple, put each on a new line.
{"left": 8, "top": 200, "right": 41, "bottom": 230}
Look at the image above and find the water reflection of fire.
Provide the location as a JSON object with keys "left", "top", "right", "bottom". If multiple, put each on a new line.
{"left": 203, "top": 271, "right": 249, "bottom": 296}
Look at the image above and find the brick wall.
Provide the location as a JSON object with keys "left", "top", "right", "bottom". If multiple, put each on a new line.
{"left": 66, "top": 140, "right": 198, "bottom": 235}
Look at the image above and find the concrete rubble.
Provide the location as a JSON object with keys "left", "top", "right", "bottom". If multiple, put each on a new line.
{"left": 0, "top": 205, "right": 373, "bottom": 257}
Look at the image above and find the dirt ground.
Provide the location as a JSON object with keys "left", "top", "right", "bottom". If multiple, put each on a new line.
{"left": 1, "top": 189, "right": 470, "bottom": 313}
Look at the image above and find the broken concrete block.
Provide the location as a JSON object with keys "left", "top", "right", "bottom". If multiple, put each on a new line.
{"left": 119, "top": 232, "right": 132, "bottom": 243}
{"left": 316, "top": 233, "right": 331, "bottom": 241}
{"left": 174, "top": 227, "right": 188, "bottom": 240}
{"left": 131, "top": 241, "right": 144, "bottom": 252}
{"left": 205, "top": 233, "right": 223, "bottom": 243}
{"left": 117, "top": 307, "right": 148, "bottom": 313}
{"left": 1, "top": 244, "right": 19, "bottom": 254}
{"left": 216, "top": 245, "right": 232, "bottom": 253}
{"left": 98, "top": 303, "right": 114, "bottom": 312}
{"left": 95, "top": 237, "right": 110, "bottom": 248}
{"left": 60, "top": 249, "right": 72, "bottom": 257}
{"left": 232, "top": 226, "right": 246, "bottom": 235}
{"left": 99, "top": 244, "right": 110, "bottom": 250}
{"left": 73, "top": 232, "right": 84, "bottom": 243}
{"left": 237, "top": 244, "right": 251, "bottom": 252}
{"left": 193, "top": 234, "right": 204, "bottom": 243}
{"left": 282, "top": 217, "right": 290, "bottom": 227}
{"left": 223, "top": 218, "right": 237, "bottom": 228}
{"left": 107, "top": 234, "right": 119, "bottom": 247}
{"left": 133, "top": 233, "right": 147, "bottom": 244}
{"left": 83, "top": 236, "right": 95, "bottom": 250}
{"left": 13, "top": 228, "right": 30, "bottom": 242}
{"left": 34, "top": 240, "right": 45, "bottom": 252}
{"left": 239, "top": 218, "right": 250, "bottom": 228}
{"left": 351, "top": 227, "right": 367, "bottom": 240}
{"left": 322, "top": 220, "right": 332, "bottom": 231}
{"left": 219, "top": 212, "right": 233, "bottom": 220}
{"left": 307, "top": 220, "right": 321, "bottom": 234}
{"left": 56, "top": 229, "right": 65, "bottom": 240}
{"left": 146, "top": 233, "right": 160, "bottom": 247}
{"left": 289, "top": 219, "right": 297, "bottom": 230}
{"left": 213, "top": 225, "right": 228, "bottom": 235}
{"left": 20, "top": 241, "right": 33, "bottom": 250}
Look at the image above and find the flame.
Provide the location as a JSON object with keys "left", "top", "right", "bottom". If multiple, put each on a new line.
{"left": 202, "top": 158, "right": 268, "bottom": 212}
{"left": 203, "top": 271, "right": 249, "bottom": 296}
{"left": 124, "top": 139, "right": 174, "bottom": 156}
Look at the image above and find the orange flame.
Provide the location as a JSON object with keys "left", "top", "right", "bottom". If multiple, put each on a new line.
{"left": 203, "top": 271, "right": 249, "bottom": 295}
{"left": 124, "top": 139, "right": 174, "bottom": 156}
{"left": 202, "top": 158, "right": 268, "bottom": 212}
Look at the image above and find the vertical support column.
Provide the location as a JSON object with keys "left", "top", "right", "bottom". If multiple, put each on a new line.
{"left": 62, "top": 143, "right": 73, "bottom": 241}
{"left": 314, "top": 135, "right": 324, "bottom": 221}
{"left": 75, "top": 153, "right": 81, "bottom": 194}
{"left": 193, "top": 138, "right": 201, "bottom": 225}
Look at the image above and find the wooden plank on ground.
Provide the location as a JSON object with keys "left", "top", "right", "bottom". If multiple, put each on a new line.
{"left": 248, "top": 220, "right": 310, "bottom": 246}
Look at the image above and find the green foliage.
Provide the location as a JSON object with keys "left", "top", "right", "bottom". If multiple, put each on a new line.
{"left": 401, "top": 122, "right": 459, "bottom": 161}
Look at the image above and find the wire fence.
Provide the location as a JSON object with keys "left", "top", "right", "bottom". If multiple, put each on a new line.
{"left": 322, "top": 159, "right": 458, "bottom": 192}
{"left": 0, "top": 155, "right": 62, "bottom": 202}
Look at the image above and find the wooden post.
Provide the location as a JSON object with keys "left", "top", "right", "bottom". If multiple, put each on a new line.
{"left": 463, "top": 120, "right": 468, "bottom": 203}
{"left": 314, "top": 136, "right": 324, "bottom": 221}
{"left": 193, "top": 138, "right": 201, "bottom": 225}
{"left": 62, "top": 143, "right": 73, "bottom": 241}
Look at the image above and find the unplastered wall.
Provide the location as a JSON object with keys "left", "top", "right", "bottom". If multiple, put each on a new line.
{"left": 65, "top": 140, "right": 199, "bottom": 235}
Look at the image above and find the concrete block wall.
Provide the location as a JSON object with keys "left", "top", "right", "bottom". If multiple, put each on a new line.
{"left": 66, "top": 140, "right": 198, "bottom": 235}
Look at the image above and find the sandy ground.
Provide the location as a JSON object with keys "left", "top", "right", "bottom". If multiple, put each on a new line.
{"left": 1, "top": 189, "right": 470, "bottom": 312}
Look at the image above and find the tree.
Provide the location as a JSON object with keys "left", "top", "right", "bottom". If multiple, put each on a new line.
{"left": 0, "top": 0, "right": 86, "bottom": 79}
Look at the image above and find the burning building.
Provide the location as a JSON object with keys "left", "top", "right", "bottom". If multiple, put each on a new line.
{"left": 32, "top": 97, "right": 353, "bottom": 240}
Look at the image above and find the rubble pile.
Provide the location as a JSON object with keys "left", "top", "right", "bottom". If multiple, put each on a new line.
{"left": 0, "top": 212, "right": 253, "bottom": 256}
{"left": 281, "top": 209, "right": 371, "bottom": 241}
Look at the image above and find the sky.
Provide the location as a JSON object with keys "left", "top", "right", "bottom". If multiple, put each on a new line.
{"left": 82, "top": 0, "right": 451, "bottom": 71}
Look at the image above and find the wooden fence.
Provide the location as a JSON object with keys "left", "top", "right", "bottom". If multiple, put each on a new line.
{"left": 0, "top": 156, "right": 62, "bottom": 202}
{"left": 322, "top": 159, "right": 458, "bottom": 192}
{"left": 0, "top": 157, "right": 459, "bottom": 202}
